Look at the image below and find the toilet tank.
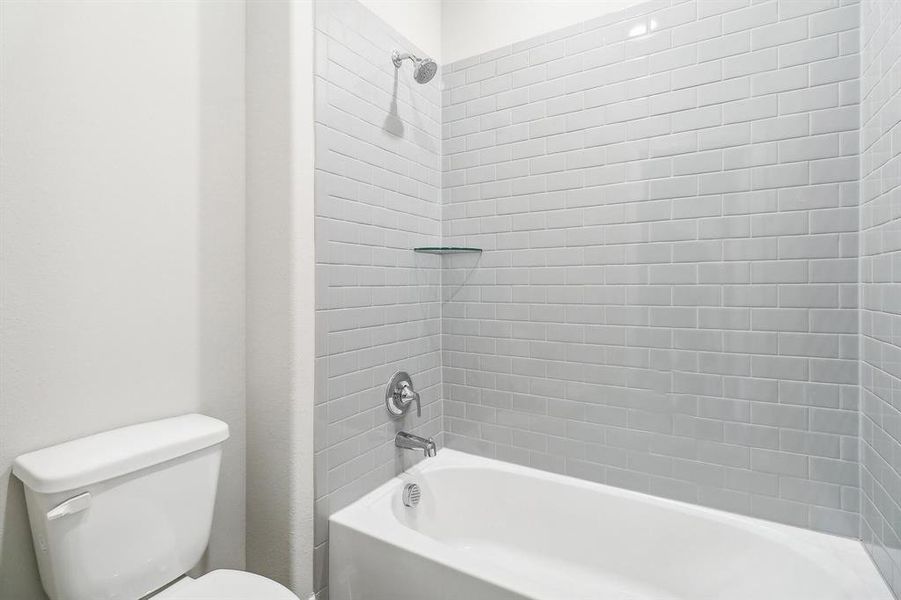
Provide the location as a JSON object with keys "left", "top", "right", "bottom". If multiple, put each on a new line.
{"left": 13, "top": 414, "right": 229, "bottom": 600}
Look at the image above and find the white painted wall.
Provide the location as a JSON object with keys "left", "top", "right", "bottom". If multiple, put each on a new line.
{"left": 358, "top": 0, "right": 442, "bottom": 60}
{"left": 245, "top": 0, "right": 315, "bottom": 596}
{"left": 342, "top": 0, "right": 651, "bottom": 68}
{"left": 0, "top": 2, "right": 246, "bottom": 598}
{"left": 441, "top": 0, "right": 648, "bottom": 63}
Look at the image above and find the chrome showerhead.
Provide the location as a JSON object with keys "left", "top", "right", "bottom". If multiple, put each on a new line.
{"left": 392, "top": 50, "right": 438, "bottom": 84}
{"left": 413, "top": 57, "right": 437, "bottom": 83}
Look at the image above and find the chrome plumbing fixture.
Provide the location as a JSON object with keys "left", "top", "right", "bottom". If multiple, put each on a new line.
{"left": 385, "top": 371, "right": 421, "bottom": 418}
{"left": 403, "top": 483, "right": 422, "bottom": 508}
{"left": 391, "top": 50, "right": 438, "bottom": 84}
{"left": 395, "top": 431, "right": 438, "bottom": 458}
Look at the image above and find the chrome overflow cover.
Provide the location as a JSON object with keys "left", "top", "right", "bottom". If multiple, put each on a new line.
{"left": 403, "top": 483, "right": 421, "bottom": 508}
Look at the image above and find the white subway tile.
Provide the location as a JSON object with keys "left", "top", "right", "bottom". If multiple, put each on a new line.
{"left": 431, "top": 0, "right": 872, "bottom": 545}
{"left": 810, "top": 55, "right": 860, "bottom": 85}
{"left": 724, "top": 48, "right": 779, "bottom": 78}
{"left": 723, "top": 2, "right": 779, "bottom": 34}
{"left": 699, "top": 77, "right": 752, "bottom": 106}
{"left": 810, "top": 106, "right": 859, "bottom": 133}
{"left": 778, "top": 35, "right": 839, "bottom": 68}
{"left": 724, "top": 96, "right": 779, "bottom": 123}
{"left": 752, "top": 162, "right": 810, "bottom": 189}
{"left": 751, "top": 18, "right": 809, "bottom": 51}
{"left": 701, "top": 169, "right": 753, "bottom": 193}
{"left": 751, "top": 65, "right": 809, "bottom": 95}
{"left": 699, "top": 0, "right": 750, "bottom": 19}
{"left": 780, "top": 134, "right": 840, "bottom": 162}
{"left": 674, "top": 16, "right": 725, "bottom": 46}
{"left": 810, "top": 156, "right": 860, "bottom": 183}
{"left": 672, "top": 105, "right": 724, "bottom": 132}
{"left": 779, "top": 0, "right": 840, "bottom": 21}
{"left": 649, "top": 88, "right": 698, "bottom": 116}
{"left": 699, "top": 32, "right": 752, "bottom": 63}
{"left": 673, "top": 61, "right": 725, "bottom": 90}
{"left": 650, "top": 45, "right": 698, "bottom": 74}
{"left": 779, "top": 85, "right": 839, "bottom": 114}
{"left": 724, "top": 142, "right": 779, "bottom": 169}
{"left": 809, "top": 4, "right": 860, "bottom": 36}
{"left": 699, "top": 122, "right": 752, "bottom": 150}
{"left": 751, "top": 114, "right": 810, "bottom": 142}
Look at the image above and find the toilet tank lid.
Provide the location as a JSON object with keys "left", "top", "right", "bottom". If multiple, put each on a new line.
{"left": 13, "top": 414, "right": 229, "bottom": 494}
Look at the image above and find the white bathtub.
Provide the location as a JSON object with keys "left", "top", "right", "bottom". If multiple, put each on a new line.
{"left": 329, "top": 449, "right": 892, "bottom": 600}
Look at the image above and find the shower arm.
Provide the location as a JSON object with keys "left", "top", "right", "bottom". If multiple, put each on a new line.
{"left": 392, "top": 50, "right": 419, "bottom": 67}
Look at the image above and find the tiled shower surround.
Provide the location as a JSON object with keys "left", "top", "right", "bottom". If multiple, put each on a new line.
{"left": 442, "top": 0, "right": 862, "bottom": 537}
{"left": 860, "top": 0, "right": 901, "bottom": 595}
{"left": 313, "top": 0, "right": 442, "bottom": 593}
{"left": 314, "top": 0, "right": 901, "bottom": 597}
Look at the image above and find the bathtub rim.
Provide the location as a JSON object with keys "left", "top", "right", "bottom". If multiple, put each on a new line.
{"left": 329, "top": 448, "right": 893, "bottom": 600}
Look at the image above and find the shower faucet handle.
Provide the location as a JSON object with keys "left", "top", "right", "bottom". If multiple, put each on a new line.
{"left": 400, "top": 381, "right": 422, "bottom": 417}
{"left": 385, "top": 371, "right": 421, "bottom": 418}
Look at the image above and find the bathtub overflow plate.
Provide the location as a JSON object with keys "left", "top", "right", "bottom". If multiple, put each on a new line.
{"left": 403, "top": 483, "right": 421, "bottom": 508}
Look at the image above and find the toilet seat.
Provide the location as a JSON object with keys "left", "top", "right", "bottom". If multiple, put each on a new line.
{"left": 151, "top": 569, "right": 300, "bottom": 600}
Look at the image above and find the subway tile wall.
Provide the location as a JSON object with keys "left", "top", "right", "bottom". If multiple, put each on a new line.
{"left": 313, "top": 0, "right": 443, "bottom": 595}
{"left": 860, "top": 0, "right": 901, "bottom": 596}
{"left": 441, "top": 0, "right": 863, "bottom": 537}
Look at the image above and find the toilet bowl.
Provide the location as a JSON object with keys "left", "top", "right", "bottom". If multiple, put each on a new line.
{"left": 13, "top": 414, "right": 300, "bottom": 600}
{"left": 152, "top": 570, "right": 298, "bottom": 600}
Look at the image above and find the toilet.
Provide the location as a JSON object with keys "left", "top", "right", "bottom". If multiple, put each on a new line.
{"left": 13, "top": 414, "right": 299, "bottom": 600}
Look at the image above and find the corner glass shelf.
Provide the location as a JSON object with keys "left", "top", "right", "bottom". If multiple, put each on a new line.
{"left": 413, "top": 247, "right": 482, "bottom": 255}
